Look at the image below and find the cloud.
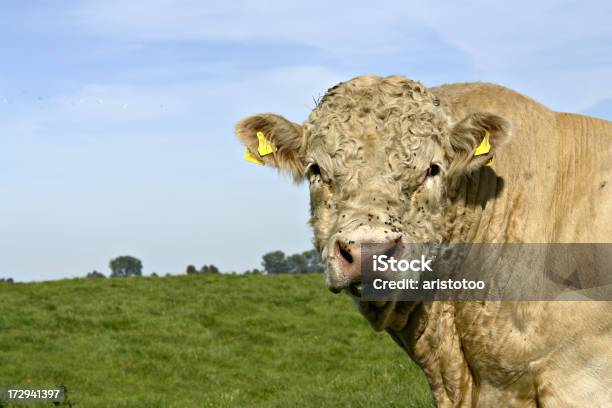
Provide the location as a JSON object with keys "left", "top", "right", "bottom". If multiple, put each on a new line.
{"left": 58, "top": 0, "right": 612, "bottom": 112}
{"left": 405, "top": 2, "right": 612, "bottom": 112}
{"left": 1, "top": 64, "right": 345, "bottom": 146}
{"left": 67, "top": 1, "right": 425, "bottom": 50}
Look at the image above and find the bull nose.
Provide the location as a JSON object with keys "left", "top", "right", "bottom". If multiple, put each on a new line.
{"left": 328, "top": 237, "right": 402, "bottom": 294}
{"left": 336, "top": 239, "right": 356, "bottom": 265}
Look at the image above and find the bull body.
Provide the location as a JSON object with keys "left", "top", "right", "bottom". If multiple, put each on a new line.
{"left": 393, "top": 83, "right": 612, "bottom": 407}
{"left": 236, "top": 76, "right": 612, "bottom": 407}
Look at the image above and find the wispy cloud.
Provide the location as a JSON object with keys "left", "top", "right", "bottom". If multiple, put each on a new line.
{"left": 407, "top": 2, "right": 612, "bottom": 111}
{"left": 55, "top": 0, "right": 612, "bottom": 113}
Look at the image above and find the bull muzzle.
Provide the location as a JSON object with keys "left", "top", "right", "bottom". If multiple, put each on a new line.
{"left": 326, "top": 234, "right": 403, "bottom": 294}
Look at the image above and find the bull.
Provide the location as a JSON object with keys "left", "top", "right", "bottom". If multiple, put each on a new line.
{"left": 235, "top": 75, "right": 612, "bottom": 407}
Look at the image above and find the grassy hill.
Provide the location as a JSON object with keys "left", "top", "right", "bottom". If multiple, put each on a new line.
{"left": 0, "top": 274, "right": 433, "bottom": 407}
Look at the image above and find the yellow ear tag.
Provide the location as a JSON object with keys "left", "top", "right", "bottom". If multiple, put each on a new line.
{"left": 245, "top": 148, "right": 264, "bottom": 165}
{"left": 474, "top": 131, "right": 493, "bottom": 166}
{"left": 474, "top": 131, "right": 491, "bottom": 156}
{"left": 256, "top": 131, "right": 276, "bottom": 156}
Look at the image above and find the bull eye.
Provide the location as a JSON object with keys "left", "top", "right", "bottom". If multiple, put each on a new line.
{"left": 307, "top": 163, "right": 321, "bottom": 177}
{"left": 427, "top": 163, "right": 440, "bottom": 177}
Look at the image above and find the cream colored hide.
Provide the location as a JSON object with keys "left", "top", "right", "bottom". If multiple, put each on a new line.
{"left": 235, "top": 76, "right": 612, "bottom": 407}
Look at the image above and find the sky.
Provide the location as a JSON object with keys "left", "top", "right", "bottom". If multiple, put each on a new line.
{"left": 1, "top": 1, "right": 611, "bottom": 281}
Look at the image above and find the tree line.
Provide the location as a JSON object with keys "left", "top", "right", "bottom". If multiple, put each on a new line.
{"left": 260, "top": 249, "right": 323, "bottom": 274}
{"left": 83, "top": 249, "right": 324, "bottom": 279}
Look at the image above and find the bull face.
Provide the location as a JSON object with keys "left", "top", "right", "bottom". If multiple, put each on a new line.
{"left": 236, "top": 75, "right": 510, "bottom": 328}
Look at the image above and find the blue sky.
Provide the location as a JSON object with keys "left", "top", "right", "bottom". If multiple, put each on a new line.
{"left": 1, "top": 1, "right": 611, "bottom": 281}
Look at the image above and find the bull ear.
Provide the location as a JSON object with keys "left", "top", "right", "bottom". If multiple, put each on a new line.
{"left": 447, "top": 112, "right": 511, "bottom": 177}
{"left": 235, "top": 113, "right": 306, "bottom": 180}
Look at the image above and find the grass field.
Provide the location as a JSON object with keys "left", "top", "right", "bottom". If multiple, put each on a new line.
{"left": 0, "top": 273, "right": 433, "bottom": 407}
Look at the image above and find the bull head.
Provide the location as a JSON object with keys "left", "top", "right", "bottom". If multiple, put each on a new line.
{"left": 235, "top": 75, "right": 511, "bottom": 330}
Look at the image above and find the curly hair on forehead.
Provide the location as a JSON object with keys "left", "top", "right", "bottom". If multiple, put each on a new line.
{"left": 301, "top": 76, "right": 450, "bottom": 202}
{"left": 315, "top": 75, "right": 434, "bottom": 110}
{"left": 307, "top": 75, "right": 447, "bottom": 150}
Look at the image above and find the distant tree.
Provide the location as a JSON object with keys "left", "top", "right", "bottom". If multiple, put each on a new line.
{"left": 262, "top": 251, "right": 288, "bottom": 274}
{"left": 302, "top": 249, "right": 324, "bottom": 273}
{"left": 286, "top": 253, "right": 308, "bottom": 274}
{"left": 151, "top": 272, "right": 158, "bottom": 277}
{"left": 109, "top": 256, "right": 143, "bottom": 278}
{"left": 0, "top": 277, "right": 14, "bottom": 284}
{"left": 186, "top": 265, "right": 198, "bottom": 274}
{"left": 86, "top": 270, "right": 106, "bottom": 279}
{"left": 200, "top": 265, "right": 220, "bottom": 274}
